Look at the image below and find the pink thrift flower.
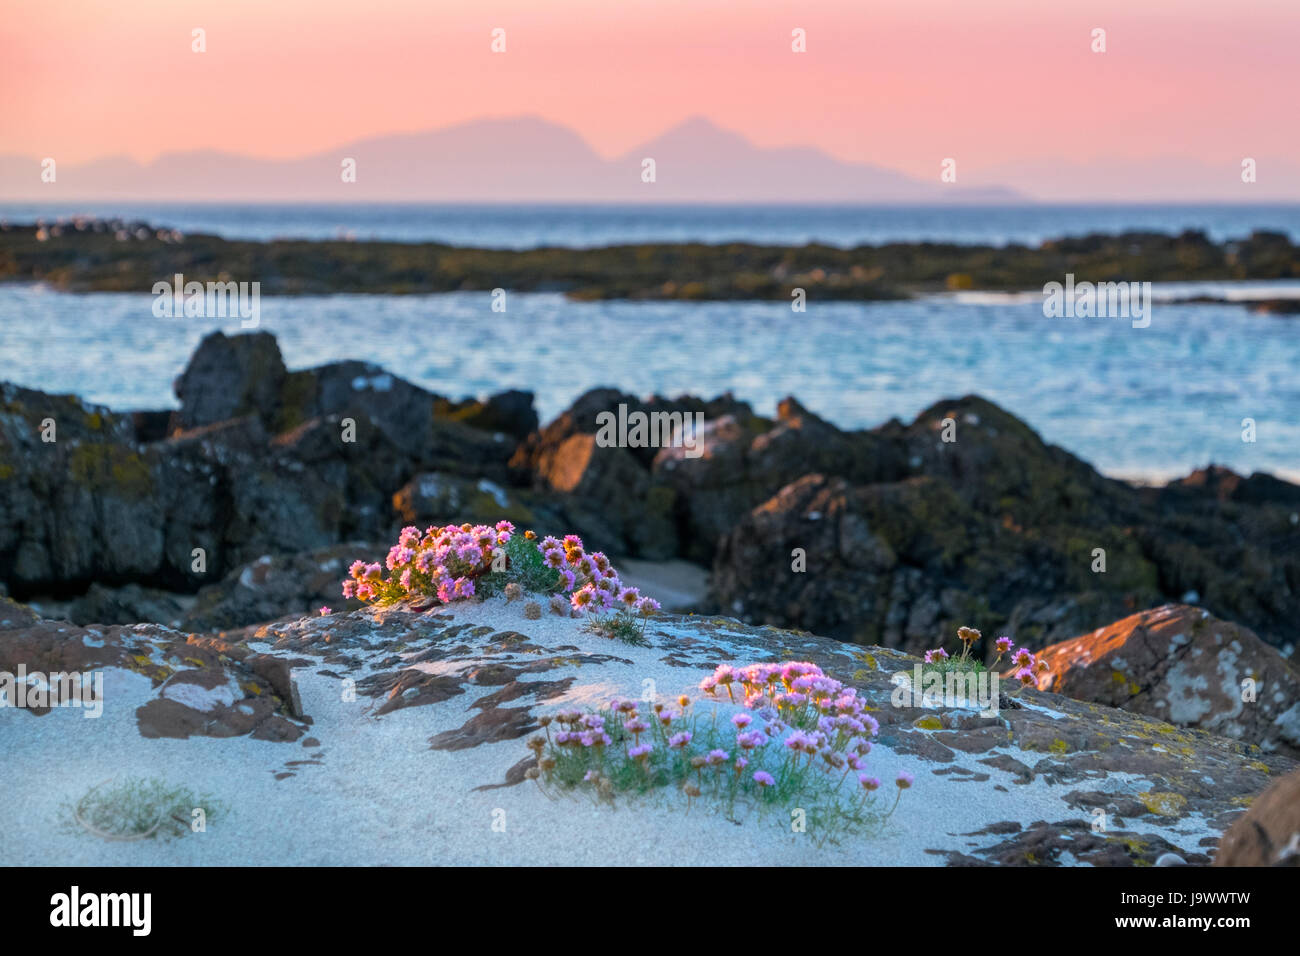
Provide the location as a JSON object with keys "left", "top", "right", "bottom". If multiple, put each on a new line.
{"left": 570, "top": 587, "right": 596, "bottom": 611}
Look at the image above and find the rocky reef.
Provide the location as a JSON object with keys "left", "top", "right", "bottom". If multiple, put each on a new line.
{"left": 3, "top": 220, "right": 1298, "bottom": 299}
{"left": 4, "top": 330, "right": 1299, "bottom": 663}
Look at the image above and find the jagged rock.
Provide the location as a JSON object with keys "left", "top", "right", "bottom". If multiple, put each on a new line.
{"left": 2, "top": 597, "right": 1289, "bottom": 864}
{"left": 1166, "top": 464, "right": 1300, "bottom": 508}
{"left": 710, "top": 396, "right": 1300, "bottom": 657}
{"left": 175, "top": 331, "right": 533, "bottom": 465}
{"left": 1036, "top": 605, "right": 1300, "bottom": 758}
{"left": 6, "top": 336, "right": 1300, "bottom": 666}
{"left": 0, "top": 383, "right": 163, "bottom": 588}
{"left": 654, "top": 397, "right": 908, "bottom": 562}
{"left": 278, "top": 358, "right": 531, "bottom": 468}
{"left": 1214, "top": 768, "right": 1300, "bottom": 866}
{"left": 173, "top": 331, "right": 287, "bottom": 431}
{"left": 1, "top": 360, "right": 515, "bottom": 595}
{"left": 532, "top": 433, "right": 675, "bottom": 558}
{"left": 510, "top": 388, "right": 766, "bottom": 557}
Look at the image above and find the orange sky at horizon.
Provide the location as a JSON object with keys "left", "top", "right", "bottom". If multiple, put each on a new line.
{"left": 3, "top": 0, "right": 1298, "bottom": 185}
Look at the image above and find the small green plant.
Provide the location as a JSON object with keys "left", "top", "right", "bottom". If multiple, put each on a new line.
{"left": 62, "top": 776, "right": 221, "bottom": 842}
{"left": 581, "top": 605, "right": 654, "bottom": 646}
{"left": 525, "top": 662, "right": 910, "bottom": 847}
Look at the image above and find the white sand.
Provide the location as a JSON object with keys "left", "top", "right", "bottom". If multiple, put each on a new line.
{"left": 0, "top": 598, "right": 1221, "bottom": 866}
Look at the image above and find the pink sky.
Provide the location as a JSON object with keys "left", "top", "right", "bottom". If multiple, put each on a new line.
{"left": 4, "top": 0, "right": 1298, "bottom": 188}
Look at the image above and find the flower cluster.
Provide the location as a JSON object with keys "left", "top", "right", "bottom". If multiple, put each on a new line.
{"left": 340, "top": 523, "right": 663, "bottom": 635}
{"left": 536, "top": 534, "right": 659, "bottom": 616}
{"left": 528, "top": 661, "right": 910, "bottom": 842}
{"left": 922, "top": 627, "right": 1049, "bottom": 690}
{"left": 699, "top": 662, "right": 889, "bottom": 779}
{"left": 342, "top": 521, "right": 515, "bottom": 604}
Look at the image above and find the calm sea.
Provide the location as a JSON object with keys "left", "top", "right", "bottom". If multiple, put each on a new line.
{"left": 5, "top": 283, "right": 1298, "bottom": 484}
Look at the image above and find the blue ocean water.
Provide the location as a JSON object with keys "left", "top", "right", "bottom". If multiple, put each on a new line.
{"left": 3, "top": 202, "right": 1300, "bottom": 248}
{"left": 4, "top": 284, "right": 1298, "bottom": 483}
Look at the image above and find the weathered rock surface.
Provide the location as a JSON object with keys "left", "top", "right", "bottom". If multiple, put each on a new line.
{"left": 0, "top": 615, "right": 306, "bottom": 738}
{"left": 1036, "top": 605, "right": 1300, "bottom": 758}
{"left": 0, "top": 336, "right": 537, "bottom": 596}
{"left": 655, "top": 397, "right": 908, "bottom": 563}
{"left": 1213, "top": 768, "right": 1300, "bottom": 866}
{"left": 709, "top": 396, "right": 1300, "bottom": 658}
{"left": 1, "top": 597, "right": 1292, "bottom": 865}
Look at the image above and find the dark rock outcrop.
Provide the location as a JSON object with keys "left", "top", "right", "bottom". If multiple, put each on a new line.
{"left": 5, "top": 333, "right": 1299, "bottom": 670}
{"left": 174, "top": 330, "right": 287, "bottom": 431}
{"left": 709, "top": 396, "right": 1300, "bottom": 657}
{"left": 0, "top": 335, "right": 538, "bottom": 596}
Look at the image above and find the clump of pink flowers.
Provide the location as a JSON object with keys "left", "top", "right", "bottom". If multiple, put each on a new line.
{"left": 536, "top": 533, "right": 659, "bottom": 616}
{"left": 527, "top": 660, "right": 910, "bottom": 843}
{"left": 340, "top": 523, "right": 661, "bottom": 630}
{"left": 342, "top": 521, "right": 513, "bottom": 604}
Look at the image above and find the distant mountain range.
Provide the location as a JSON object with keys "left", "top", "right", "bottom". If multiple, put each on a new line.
{"left": 0, "top": 115, "right": 1023, "bottom": 203}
